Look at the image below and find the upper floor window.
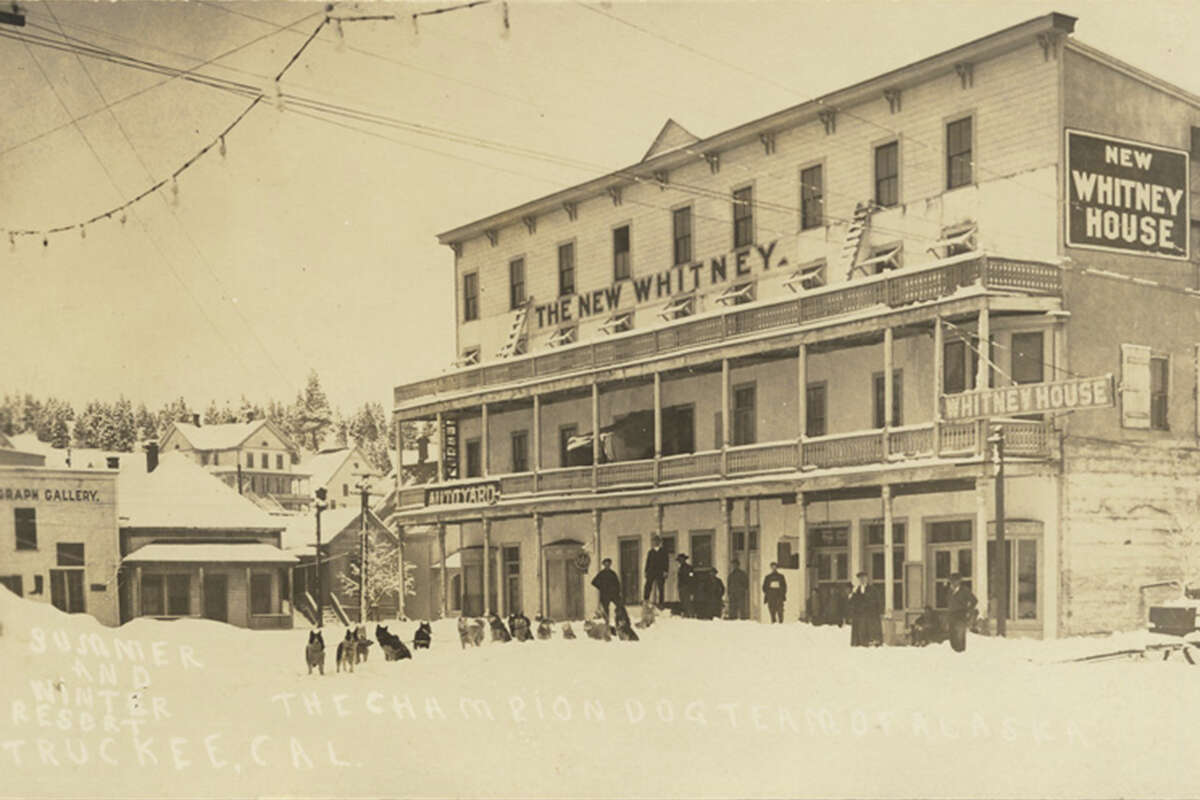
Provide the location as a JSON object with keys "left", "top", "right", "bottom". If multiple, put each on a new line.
{"left": 800, "top": 164, "right": 823, "bottom": 230}
{"left": 462, "top": 272, "right": 479, "bottom": 322}
{"left": 260, "top": 453, "right": 269, "bottom": 470}
{"left": 276, "top": 453, "right": 284, "bottom": 470}
{"left": 732, "top": 383, "right": 756, "bottom": 445}
{"left": 14, "top": 508, "right": 36, "bottom": 550}
{"left": 557, "top": 242, "right": 575, "bottom": 297}
{"left": 733, "top": 186, "right": 754, "bottom": 249}
{"left": 875, "top": 141, "right": 899, "bottom": 207}
{"left": 612, "top": 225, "right": 631, "bottom": 281}
{"left": 946, "top": 117, "right": 973, "bottom": 190}
{"left": 511, "top": 430, "right": 529, "bottom": 473}
{"left": 246, "top": 452, "right": 254, "bottom": 468}
{"left": 672, "top": 206, "right": 692, "bottom": 266}
{"left": 1011, "top": 332, "right": 1045, "bottom": 385}
{"left": 806, "top": 382, "right": 827, "bottom": 438}
{"left": 872, "top": 369, "right": 903, "bottom": 428}
{"left": 465, "top": 438, "right": 482, "bottom": 478}
{"left": 509, "top": 258, "right": 526, "bottom": 310}
{"left": 1150, "top": 355, "right": 1169, "bottom": 431}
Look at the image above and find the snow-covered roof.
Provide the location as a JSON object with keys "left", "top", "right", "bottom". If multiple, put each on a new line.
{"left": 8, "top": 434, "right": 133, "bottom": 470}
{"left": 279, "top": 506, "right": 362, "bottom": 552}
{"left": 123, "top": 542, "right": 297, "bottom": 564}
{"left": 118, "top": 452, "right": 286, "bottom": 531}
{"left": 168, "top": 419, "right": 297, "bottom": 453}
{"left": 300, "top": 447, "right": 374, "bottom": 489}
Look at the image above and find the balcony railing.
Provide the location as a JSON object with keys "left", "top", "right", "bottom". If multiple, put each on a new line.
{"left": 398, "top": 419, "right": 1053, "bottom": 510}
{"left": 396, "top": 254, "right": 1062, "bottom": 406}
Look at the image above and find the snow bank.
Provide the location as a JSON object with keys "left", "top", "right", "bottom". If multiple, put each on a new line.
{"left": 3, "top": 590, "right": 1199, "bottom": 799}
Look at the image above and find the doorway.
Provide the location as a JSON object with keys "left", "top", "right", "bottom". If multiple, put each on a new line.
{"left": 545, "top": 541, "right": 585, "bottom": 620}
{"left": 808, "top": 524, "right": 849, "bottom": 624}
{"left": 927, "top": 519, "right": 974, "bottom": 610}
{"left": 618, "top": 536, "right": 641, "bottom": 606}
{"left": 689, "top": 530, "right": 714, "bottom": 568}
{"left": 203, "top": 573, "right": 228, "bottom": 622}
{"left": 729, "top": 526, "right": 759, "bottom": 619}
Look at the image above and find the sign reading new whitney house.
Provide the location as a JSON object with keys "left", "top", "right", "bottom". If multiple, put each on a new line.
{"left": 1066, "top": 129, "right": 1189, "bottom": 259}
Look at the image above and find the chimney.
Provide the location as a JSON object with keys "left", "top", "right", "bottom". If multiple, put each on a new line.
{"left": 191, "top": 413, "right": 201, "bottom": 427}
{"left": 417, "top": 435, "right": 429, "bottom": 464}
{"left": 105, "top": 456, "right": 120, "bottom": 470}
{"left": 144, "top": 440, "right": 159, "bottom": 473}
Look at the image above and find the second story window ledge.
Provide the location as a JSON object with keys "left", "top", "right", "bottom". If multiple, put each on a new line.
{"left": 658, "top": 292, "right": 696, "bottom": 321}
{"left": 715, "top": 281, "right": 755, "bottom": 306}
{"left": 928, "top": 222, "right": 978, "bottom": 258}
{"left": 599, "top": 311, "right": 634, "bottom": 335}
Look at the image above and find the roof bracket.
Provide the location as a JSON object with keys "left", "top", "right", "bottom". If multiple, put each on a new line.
{"left": 485, "top": 228, "right": 499, "bottom": 247}
{"left": 1037, "top": 32, "right": 1062, "bottom": 61}
{"left": 759, "top": 131, "right": 777, "bottom": 155}
{"left": 653, "top": 170, "right": 669, "bottom": 190}
{"left": 818, "top": 108, "right": 837, "bottom": 135}
{"left": 955, "top": 62, "right": 974, "bottom": 89}
{"left": 703, "top": 152, "right": 720, "bottom": 174}
{"left": 563, "top": 201, "right": 578, "bottom": 222}
{"left": 883, "top": 88, "right": 902, "bottom": 114}
{"left": 607, "top": 185, "right": 623, "bottom": 206}
{"left": 522, "top": 215, "right": 537, "bottom": 235}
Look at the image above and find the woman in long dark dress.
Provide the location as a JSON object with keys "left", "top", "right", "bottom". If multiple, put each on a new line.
{"left": 847, "top": 572, "right": 877, "bottom": 647}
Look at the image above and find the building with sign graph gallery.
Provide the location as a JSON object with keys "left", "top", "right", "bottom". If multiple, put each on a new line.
{"left": 390, "top": 12, "right": 1200, "bottom": 639}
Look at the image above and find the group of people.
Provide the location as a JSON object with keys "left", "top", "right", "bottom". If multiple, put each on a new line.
{"left": 846, "top": 570, "right": 978, "bottom": 652}
{"left": 590, "top": 535, "right": 792, "bottom": 623}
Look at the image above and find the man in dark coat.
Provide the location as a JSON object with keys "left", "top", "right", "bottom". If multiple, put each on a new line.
{"left": 847, "top": 571, "right": 883, "bottom": 646}
{"left": 762, "top": 561, "right": 787, "bottom": 624}
{"left": 946, "top": 573, "right": 978, "bottom": 653}
{"left": 643, "top": 535, "right": 669, "bottom": 607}
{"left": 710, "top": 569, "right": 725, "bottom": 620}
{"left": 591, "top": 558, "right": 622, "bottom": 624}
{"left": 676, "top": 554, "right": 694, "bottom": 617}
{"left": 727, "top": 559, "right": 749, "bottom": 620}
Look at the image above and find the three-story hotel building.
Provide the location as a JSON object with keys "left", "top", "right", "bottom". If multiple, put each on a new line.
{"left": 391, "top": 13, "right": 1200, "bottom": 638}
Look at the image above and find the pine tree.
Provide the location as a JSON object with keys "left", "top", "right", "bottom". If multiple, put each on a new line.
{"left": 134, "top": 403, "right": 158, "bottom": 442}
{"left": 74, "top": 401, "right": 104, "bottom": 448}
{"left": 294, "top": 370, "right": 333, "bottom": 451}
{"left": 156, "top": 397, "right": 194, "bottom": 437}
{"left": 35, "top": 397, "right": 74, "bottom": 448}
{"left": 339, "top": 529, "right": 410, "bottom": 621}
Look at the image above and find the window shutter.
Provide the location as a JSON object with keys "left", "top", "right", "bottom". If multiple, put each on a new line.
{"left": 1120, "top": 343, "right": 1152, "bottom": 429}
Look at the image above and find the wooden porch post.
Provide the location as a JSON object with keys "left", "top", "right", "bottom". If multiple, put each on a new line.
{"left": 653, "top": 371, "right": 662, "bottom": 486}
{"left": 797, "top": 344, "right": 807, "bottom": 468}
{"left": 396, "top": 525, "right": 406, "bottom": 620}
{"left": 532, "top": 394, "right": 541, "bottom": 492}
{"left": 481, "top": 403, "right": 490, "bottom": 477}
{"left": 591, "top": 509, "right": 602, "bottom": 612}
{"left": 721, "top": 358, "right": 731, "bottom": 477}
{"left": 284, "top": 566, "right": 292, "bottom": 621}
{"left": 933, "top": 316, "right": 944, "bottom": 456}
{"left": 133, "top": 566, "right": 142, "bottom": 617}
{"left": 975, "top": 303, "right": 991, "bottom": 457}
{"left": 197, "top": 566, "right": 205, "bottom": 619}
{"left": 438, "top": 523, "right": 448, "bottom": 619}
{"left": 883, "top": 326, "right": 894, "bottom": 458}
{"left": 483, "top": 516, "right": 492, "bottom": 616}
{"left": 535, "top": 512, "right": 545, "bottom": 618}
{"left": 796, "top": 492, "right": 807, "bottom": 621}
{"left": 882, "top": 485, "right": 894, "bottom": 616}
{"left": 591, "top": 381, "right": 600, "bottom": 489}
{"left": 245, "top": 568, "right": 252, "bottom": 627}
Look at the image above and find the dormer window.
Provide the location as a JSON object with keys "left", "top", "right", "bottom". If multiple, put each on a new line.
{"left": 784, "top": 260, "right": 826, "bottom": 293}
{"left": 599, "top": 311, "right": 633, "bottom": 335}
{"left": 857, "top": 243, "right": 903, "bottom": 275}
{"left": 658, "top": 292, "right": 695, "bottom": 321}
{"left": 929, "top": 223, "right": 977, "bottom": 258}
{"left": 715, "top": 281, "right": 755, "bottom": 306}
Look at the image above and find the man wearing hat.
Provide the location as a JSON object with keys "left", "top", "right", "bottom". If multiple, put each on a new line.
{"left": 643, "top": 535, "right": 669, "bottom": 608}
{"left": 591, "top": 558, "right": 622, "bottom": 625}
{"left": 675, "top": 553, "right": 694, "bottom": 617}
{"left": 946, "top": 573, "right": 978, "bottom": 653}
{"left": 762, "top": 561, "right": 787, "bottom": 623}
{"left": 727, "top": 559, "right": 749, "bottom": 620}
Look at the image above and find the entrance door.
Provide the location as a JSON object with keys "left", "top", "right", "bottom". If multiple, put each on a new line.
{"left": 50, "top": 569, "right": 85, "bottom": 614}
{"left": 930, "top": 545, "right": 973, "bottom": 610}
{"left": 502, "top": 545, "right": 521, "bottom": 615}
{"left": 545, "top": 544, "right": 585, "bottom": 620}
{"left": 660, "top": 533, "right": 678, "bottom": 603}
{"left": 808, "top": 525, "right": 849, "bottom": 624}
{"left": 618, "top": 537, "right": 641, "bottom": 606}
{"left": 204, "top": 573, "right": 228, "bottom": 622}
{"left": 729, "top": 527, "right": 759, "bottom": 618}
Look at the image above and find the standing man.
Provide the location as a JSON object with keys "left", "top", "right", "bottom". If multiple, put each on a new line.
{"left": 946, "top": 573, "right": 978, "bottom": 653}
{"left": 676, "top": 553, "right": 694, "bottom": 617}
{"left": 727, "top": 559, "right": 749, "bottom": 620}
{"left": 643, "top": 535, "right": 669, "bottom": 608}
{"left": 847, "top": 571, "right": 875, "bottom": 646}
{"left": 591, "top": 558, "right": 622, "bottom": 624}
{"left": 762, "top": 561, "right": 787, "bottom": 624}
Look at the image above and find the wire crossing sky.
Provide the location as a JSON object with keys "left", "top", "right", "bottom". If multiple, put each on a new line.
{"left": 1, "top": 1, "right": 1196, "bottom": 414}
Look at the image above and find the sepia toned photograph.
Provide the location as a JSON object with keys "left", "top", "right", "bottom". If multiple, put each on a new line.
{"left": 1, "top": 1, "right": 1199, "bottom": 797}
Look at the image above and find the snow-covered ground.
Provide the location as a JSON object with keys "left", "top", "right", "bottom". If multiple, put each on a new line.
{"left": 2, "top": 589, "right": 1198, "bottom": 799}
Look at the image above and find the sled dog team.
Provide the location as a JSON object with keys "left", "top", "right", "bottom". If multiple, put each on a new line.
{"left": 306, "top": 608, "right": 646, "bottom": 674}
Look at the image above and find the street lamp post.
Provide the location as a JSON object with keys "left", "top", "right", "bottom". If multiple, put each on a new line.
{"left": 988, "top": 426, "right": 1007, "bottom": 637}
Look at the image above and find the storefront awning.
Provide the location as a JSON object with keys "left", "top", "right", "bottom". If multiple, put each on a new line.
{"left": 123, "top": 543, "right": 298, "bottom": 565}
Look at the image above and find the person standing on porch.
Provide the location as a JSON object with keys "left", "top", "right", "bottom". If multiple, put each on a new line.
{"left": 762, "top": 562, "right": 787, "bottom": 624}
{"left": 591, "top": 558, "right": 622, "bottom": 624}
{"left": 676, "top": 553, "right": 694, "bottom": 617}
{"left": 643, "top": 535, "right": 669, "bottom": 607}
{"left": 847, "top": 571, "right": 882, "bottom": 646}
{"left": 947, "top": 573, "right": 978, "bottom": 653}
{"left": 727, "top": 559, "right": 749, "bottom": 620}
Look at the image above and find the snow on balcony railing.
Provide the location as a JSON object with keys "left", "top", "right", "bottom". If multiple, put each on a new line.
{"left": 886, "top": 424, "right": 935, "bottom": 458}
{"left": 536, "top": 465, "right": 592, "bottom": 493}
{"left": 596, "top": 459, "right": 656, "bottom": 488}
{"left": 727, "top": 441, "right": 799, "bottom": 474}
{"left": 802, "top": 430, "right": 884, "bottom": 468}
{"left": 659, "top": 450, "right": 721, "bottom": 483}
{"left": 394, "top": 254, "right": 1064, "bottom": 407}
{"left": 939, "top": 421, "right": 978, "bottom": 454}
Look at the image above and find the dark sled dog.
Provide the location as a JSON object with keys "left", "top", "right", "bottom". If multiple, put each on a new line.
{"left": 375, "top": 625, "right": 412, "bottom": 661}
{"left": 508, "top": 614, "right": 533, "bottom": 642}
{"left": 488, "top": 613, "right": 512, "bottom": 643}
{"left": 305, "top": 630, "right": 326, "bottom": 675}
{"left": 561, "top": 622, "right": 577, "bottom": 640}
{"left": 536, "top": 618, "right": 554, "bottom": 640}
{"left": 336, "top": 628, "right": 363, "bottom": 673}
{"left": 413, "top": 621, "right": 432, "bottom": 650}
{"left": 614, "top": 606, "right": 639, "bottom": 642}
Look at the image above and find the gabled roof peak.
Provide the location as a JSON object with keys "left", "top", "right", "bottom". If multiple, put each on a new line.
{"left": 641, "top": 118, "right": 700, "bottom": 162}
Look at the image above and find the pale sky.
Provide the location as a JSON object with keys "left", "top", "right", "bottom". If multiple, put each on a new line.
{"left": 1, "top": 0, "right": 1196, "bottom": 413}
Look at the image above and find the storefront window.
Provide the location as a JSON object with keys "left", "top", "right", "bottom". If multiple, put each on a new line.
{"left": 987, "top": 538, "right": 1038, "bottom": 620}
{"left": 167, "top": 574, "right": 190, "bottom": 616}
{"left": 251, "top": 573, "right": 273, "bottom": 615}
{"left": 141, "top": 575, "right": 164, "bottom": 616}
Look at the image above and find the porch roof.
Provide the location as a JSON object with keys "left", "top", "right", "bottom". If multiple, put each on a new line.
{"left": 123, "top": 542, "right": 298, "bottom": 565}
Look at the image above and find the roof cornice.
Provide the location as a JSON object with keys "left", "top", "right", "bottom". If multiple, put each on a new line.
{"left": 437, "top": 11, "right": 1076, "bottom": 248}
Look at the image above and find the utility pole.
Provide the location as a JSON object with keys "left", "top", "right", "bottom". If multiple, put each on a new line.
{"left": 354, "top": 473, "right": 375, "bottom": 624}
{"left": 989, "top": 426, "right": 1007, "bottom": 637}
{"left": 313, "top": 487, "right": 328, "bottom": 626}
